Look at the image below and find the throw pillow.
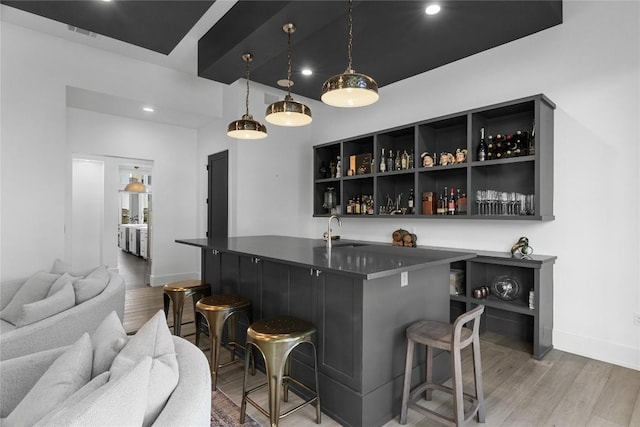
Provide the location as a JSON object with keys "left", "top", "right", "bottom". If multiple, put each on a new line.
{"left": 50, "top": 259, "right": 98, "bottom": 277}
{"left": 110, "top": 310, "right": 179, "bottom": 427}
{"left": 0, "top": 271, "right": 60, "bottom": 326}
{"left": 90, "top": 311, "right": 128, "bottom": 378}
{"left": 3, "top": 333, "right": 93, "bottom": 427}
{"left": 47, "top": 272, "right": 77, "bottom": 297}
{"left": 73, "top": 266, "right": 110, "bottom": 304}
{"left": 34, "top": 358, "right": 151, "bottom": 427}
{"left": 13, "top": 281, "right": 75, "bottom": 328}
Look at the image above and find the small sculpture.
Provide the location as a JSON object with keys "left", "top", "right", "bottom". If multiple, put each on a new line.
{"left": 511, "top": 236, "right": 534, "bottom": 259}
{"left": 455, "top": 148, "right": 468, "bottom": 164}
{"left": 420, "top": 152, "right": 434, "bottom": 167}
{"left": 439, "top": 152, "right": 455, "bottom": 166}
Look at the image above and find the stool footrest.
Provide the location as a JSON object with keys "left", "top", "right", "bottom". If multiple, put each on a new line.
{"left": 408, "top": 382, "right": 481, "bottom": 425}
{"left": 243, "top": 380, "right": 319, "bottom": 421}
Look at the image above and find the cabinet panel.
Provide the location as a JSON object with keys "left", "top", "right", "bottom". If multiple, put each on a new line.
{"left": 219, "top": 252, "right": 240, "bottom": 294}
{"left": 260, "top": 260, "right": 290, "bottom": 319}
{"left": 238, "top": 255, "right": 261, "bottom": 322}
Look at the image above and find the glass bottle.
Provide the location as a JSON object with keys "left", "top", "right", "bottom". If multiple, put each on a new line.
{"left": 401, "top": 150, "right": 408, "bottom": 170}
{"left": 408, "top": 149, "right": 414, "bottom": 169}
{"left": 407, "top": 188, "right": 414, "bottom": 214}
{"left": 386, "top": 151, "right": 393, "bottom": 172}
{"left": 395, "top": 150, "right": 401, "bottom": 171}
{"left": 437, "top": 193, "right": 446, "bottom": 215}
{"left": 335, "top": 156, "right": 342, "bottom": 177}
{"left": 477, "top": 127, "right": 487, "bottom": 162}
{"left": 442, "top": 186, "right": 448, "bottom": 215}
{"left": 486, "top": 135, "right": 495, "bottom": 161}
{"left": 354, "top": 196, "right": 361, "bottom": 214}
{"left": 448, "top": 187, "right": 456, "bottom": 215}
{"left": 380, "top": 148, "right": 386, "bottom": 172}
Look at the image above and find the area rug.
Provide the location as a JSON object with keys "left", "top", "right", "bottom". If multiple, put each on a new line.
{"left": 211, "top": 389, "right": 262, "bottom": 427}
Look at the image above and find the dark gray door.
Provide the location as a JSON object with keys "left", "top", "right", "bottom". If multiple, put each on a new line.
{"left": 207, "top": 151, "right": 228, "bottom": 238}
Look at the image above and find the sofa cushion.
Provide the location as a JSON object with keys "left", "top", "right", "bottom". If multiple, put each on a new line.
{"left": 90, "top": 311, "right": 128, "bottom": 378}
{"left": 47, "top": 272, "right": 76, "bottom": 297}
{"left": 73, "top": 266, "right": 110, "bottom": 304}
{"left": 34, "top": 358, "right": 151, "bottom": 427}
{"left": 110, "top": 310, "right": 179, "bottom": 427}
{"left": 0, "top": 271, "right": 60, "bottom": 326}
{"left": 0, "top": 318, "right": 15, "bottom": 334}
{"left": 50, "top": 259, "right": 99, "bottom": 277}
{"left": 13, "top": 281, "right": 75, "bottom": 328}
{"left": 3, "top": 333, "right": 92, "bottom": 427}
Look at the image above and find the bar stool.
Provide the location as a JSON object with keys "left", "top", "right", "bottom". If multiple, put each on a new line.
{"left": 163, "top": 279, "right": 210, "bottom": 338}
{"left": 400, "top": 305, "right": 485, "bottom": 427}
{"left": 240, "top": 316, "right": 321, "bottom": 427}
{"left": 196, "top": 294, "right": 254, "bottom": 390}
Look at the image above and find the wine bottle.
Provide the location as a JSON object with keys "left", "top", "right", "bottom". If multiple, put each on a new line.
{"left": 486, "top": 135, "right": 495, "bottom": 161}
{"left": 401, "top": 150, "right": 408, "bottom": 170}
{"left": 395, "top": 150, "right": 401, "bottom": 171}
{"left": 437, "top": 193, "right": 446, "bottom": 215}
{"left": 408, "top": 188, "right": 414, "bottom": 214}
{"left": 448, "top": 187, "right": 456, "bottom": 215}
{"left": 477, "top": 127, "right": 487, "bottom": 162}
{"left": 409, "top": 149, "right": 414, "bottom": 169}
{"left": 379, "top": 148, "right": 386, "bottom": 172}
{"left": 494, "top": 134, "right": 504, "bottom": 159}
{"left": 442, "top": 186, "right": 448, "bottom": 215}
{"left": 386, "top": 151, "right": 393, "bottom": 172}
{"left": 457, "top": 190, "right": 467, "bottom": 215}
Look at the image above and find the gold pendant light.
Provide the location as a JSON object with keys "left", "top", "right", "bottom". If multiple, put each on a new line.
{"left": 322, "top": 0, "right": 379, "bottom": 108}
{"left": 227, "top": 53, "right": 268, "bottom": 139}
{"left": 265, "top": 23, "right": 312, "bottom": 127}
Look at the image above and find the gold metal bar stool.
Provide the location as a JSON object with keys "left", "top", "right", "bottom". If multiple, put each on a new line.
{"left": 163, "top": 279, "right": 210, "bottom": 338}
{"left": 240, "top": 316, "right": 321, "bottom": 427}
{"left": 400, "top": 305, "right": 486, "bottom": 426}
{"left": 195, "top": 294, "right": 254, "bottom": 390}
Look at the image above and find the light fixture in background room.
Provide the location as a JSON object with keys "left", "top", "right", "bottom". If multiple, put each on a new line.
{"left": 124, "top": 178, "right": 146, "bottom": 193}
{"left": 227, "top": 53, "right": 268, "bottom": 139}
{"left": 321, "top": 0, "right": 379, "bottom": 108}
{"left": 265, "top": 23, "right": 312, "bottom": 127}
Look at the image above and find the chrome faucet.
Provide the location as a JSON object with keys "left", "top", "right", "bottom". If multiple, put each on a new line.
{"left": 326, "top": 215, "right": 342, "bottom": 248}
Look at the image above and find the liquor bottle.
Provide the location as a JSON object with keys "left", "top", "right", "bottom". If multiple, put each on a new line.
{"left": 407, "top": 188, "right": 414, "bottom": 214}
{"left": 528, "top": 122, "right": 536, "bottom": 155}
{"left": 442, "top": 186, "right": 448, "bottom": 215}
{"left": 477, "top": 127, "right": 487, "bottom": 162}
{"left": 437, "top": 193, "right": 446, "bottom": 215}
{"left": 336, "top": 156, "right": 342, "bottom": 177}
{"left": 379, "top": 148, "right": 386, "bottom": 172}
{"left": 346, "top": 199, "right": 353, "bottom": 215}
{"left": 408, "top": 149, "right": 414, "bottom": 169}
{"left": 386, "top": 151, "right": 393, "bottom": 172}
{"left": 456, "top": 189, "right": 467, "bottom": 215}
{"left": 395, "top": 150, "right": 401, "bottom": 171}
{"left": 401, "top": 150, "right": 408, "bottom": 170}
{"left": 448, "top": 187, "right": 456, "bottom": 215}
{"left": 354, "top": 196, "right": 361, "bottom": 214}
{"left": 361, "top": 195, "right": 367, "bottom": 215}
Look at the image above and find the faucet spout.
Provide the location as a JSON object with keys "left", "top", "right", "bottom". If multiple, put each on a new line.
{"left": 326, "top": 215, "right": 342, "bottom": 248}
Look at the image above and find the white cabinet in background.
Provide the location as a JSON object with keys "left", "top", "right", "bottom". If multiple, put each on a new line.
{"left": 118, "top": 226, "right": 127, "bottom": 250}
{"left": 140, "top": 229, "right": 148, "bottom": 259}
{"left": 128, "top": 228, "right": 138, "bottom": 255}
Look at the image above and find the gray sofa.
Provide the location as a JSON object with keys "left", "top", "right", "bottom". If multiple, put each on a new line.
{"left": 0, "top": 335, "right": 212, "bottom": 426}
{"left": 0, "top": 271, "right": 125, "bottom": 360}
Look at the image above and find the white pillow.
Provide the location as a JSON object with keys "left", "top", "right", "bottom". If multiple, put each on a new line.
{"left": 110, "top": 310, "right": 179, "bottom": 427}
{"left": 13, "top": 281, "right": 75, "bottom": 328}
{"left": 90, "top": 311, "right": 128, "bottom": 378}
{"left": 50, "top": 259, "right": 98, "bottom": 277}
{"left": 3, "top": 333, "right": 93, "bottom": 427}
{"left": 0, "top": 271, "right": 60, "bottom": 325}
{"left": 34, "top": 358, "right": 151, "bottom": 427}
{"left": 47, "top": 272, "right": 77, "bottom": 297}
{"left": 73, "top": 266, "right": 110, "bottom": 304}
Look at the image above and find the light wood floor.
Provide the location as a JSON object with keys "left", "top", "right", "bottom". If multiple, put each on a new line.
{"left": 124, "top": 287, "right": 640, "bottom": 427}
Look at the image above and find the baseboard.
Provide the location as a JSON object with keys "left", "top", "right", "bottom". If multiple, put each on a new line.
{"left": 148, "top": 272, "right": 200, "bottom": 287}
{"left": 553, "top": 329, "right": 640, "bottom": 371}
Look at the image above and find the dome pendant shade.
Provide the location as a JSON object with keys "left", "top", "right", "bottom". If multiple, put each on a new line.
{"left": 321, "top": 69, "right": 379, "bottom": 108}
{"left": 124, "top": 181, "right": 146, "bottom": 192}
{"left": 227, "top": 114, "right": 268, "bottom": 139}
{"left": 265, "top": 94, "right": 312, "bottom": 126}
{"left": 265, "top": 23, "right": 312, "bottom": 127}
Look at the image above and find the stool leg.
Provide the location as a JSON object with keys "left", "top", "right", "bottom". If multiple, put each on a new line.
{"left": 425, "top": 345, "right": 433, "bottom": 401}
{"left": 227, "top": 314, "right": 237, "bottom": 362}
{"left": 240, "top": 342, "right": 253, "bottom": 424}
{"left": 452, "top": 347, "right": 464, "bottom": 425}
{"left": 163, "top": 293, "right": 170, "bottom": 318}
{"left": 311, "top": 343, "right": 321, "bottom": 424}
{"left": 283, "top": 356, "right": 290, "bottom": 402}
{"left": 207, "top": 311, "right": 227, "bottom": 391}
{"left": 192, "top": 293, "right": 204, "bottom": 347}
{"left": 473, "top": 339, "right": 486, "bottom": 422}
{"left": 400, "top": 339, "right": 415, "bottom": 425}
{"left": 265, "top": 347, "right": 287, "bottom": 427}
{"left": 172, "top": 292, "right": 186, "bottom": 337}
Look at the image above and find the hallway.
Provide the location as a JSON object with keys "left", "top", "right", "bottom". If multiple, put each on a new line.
{"left": 117, "top": 249, "right": 149, "bottom": 289}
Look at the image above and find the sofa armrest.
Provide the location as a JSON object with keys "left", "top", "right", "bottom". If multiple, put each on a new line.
{"left": 0, "top": 346, "right": 68, "bottom": 417}
{"left": 151, "top": 337, "right": 211, "bottom": 426}
{"left": 0, "top": 272, "right": 125, "bottom": 360}
{"left": 0, "top": 277, "right": 27, "bottom": 310}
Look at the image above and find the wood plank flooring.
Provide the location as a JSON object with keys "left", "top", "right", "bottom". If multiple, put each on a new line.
{"left": 124, "top": 286, "right": 640, "bottom": 427}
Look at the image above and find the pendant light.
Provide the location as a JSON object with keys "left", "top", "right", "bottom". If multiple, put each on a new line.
{"left": 265, "top": 23, "right": 312, "bottom": 127}
{"left": 227, "top": 53, "right": 268, "bottom": 139}
{"left": 322, "top": 0, "right": 379, "bottom": 108}
{"left": 124, "top": 179, "right": 146, "bottom": 193}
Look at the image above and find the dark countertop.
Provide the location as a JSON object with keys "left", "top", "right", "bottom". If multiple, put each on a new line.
{"left": 176, "top": 235, "right": 476, "bottom": 280}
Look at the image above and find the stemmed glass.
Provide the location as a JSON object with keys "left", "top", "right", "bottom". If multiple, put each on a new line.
{"left": 475, "top": 190, "right": 485, "bottom": 215}
{"left": 499, "top": 192, "right": 508, "bottom": 215}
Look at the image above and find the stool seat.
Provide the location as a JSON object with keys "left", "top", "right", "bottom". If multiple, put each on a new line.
{"left": 400, "top": 305, "right": 486, "bottom": 427}
{"left": 241, "top": 316, "right": 321, "bottom": 427}
{"left": 196, "top": 294, "right": 253, "bottom": 390}
{"left": 163, "top": 279, "right": 210, "bottom": 338}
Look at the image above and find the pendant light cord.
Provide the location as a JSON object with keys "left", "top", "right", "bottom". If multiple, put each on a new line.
{"left": 347, "top": 0, "right": 353, "bottom": 72}
{"left": 244, "top": 56, "right": 250, "bottom": 117}
{"left": 286, "top": 25, "right": 293, "bottom": 96}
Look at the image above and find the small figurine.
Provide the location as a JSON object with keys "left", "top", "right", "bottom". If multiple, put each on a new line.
{"left": 455, "top": 148, "right": 468, "bottom": 164}
{"left": 420, "top": 152, "right": 434, "bottom": 167}
{"left": 439, "top": 152, "right": 455, "bottom": 166}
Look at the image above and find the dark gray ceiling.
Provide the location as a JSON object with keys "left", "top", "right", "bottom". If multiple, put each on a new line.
{"left": 1, "top": 1, "right": 562, "bottom": 101}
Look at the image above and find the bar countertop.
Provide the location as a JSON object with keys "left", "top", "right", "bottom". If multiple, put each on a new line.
{"left": 176, "top": 235, "right": 476, "bottom": 280}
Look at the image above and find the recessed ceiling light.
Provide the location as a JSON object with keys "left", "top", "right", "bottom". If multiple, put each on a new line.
{"left": 425, "top": 4, "right": 441, "bottom": 15}
{"left": 143, "top": 107, "right": 154, "bottom": 112}
{"left": 302, "top": 69, "right": 313, "bottom": 76}
{"left": 277, "top": 78, "right": 294, "bottom": 88}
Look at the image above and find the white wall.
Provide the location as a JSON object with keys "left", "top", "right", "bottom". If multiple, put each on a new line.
{"left": 1, "top": 20, "right": 216, "bottom": 281}
{"left": 66, "top": 109, "right": 199, "bottom": 284}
